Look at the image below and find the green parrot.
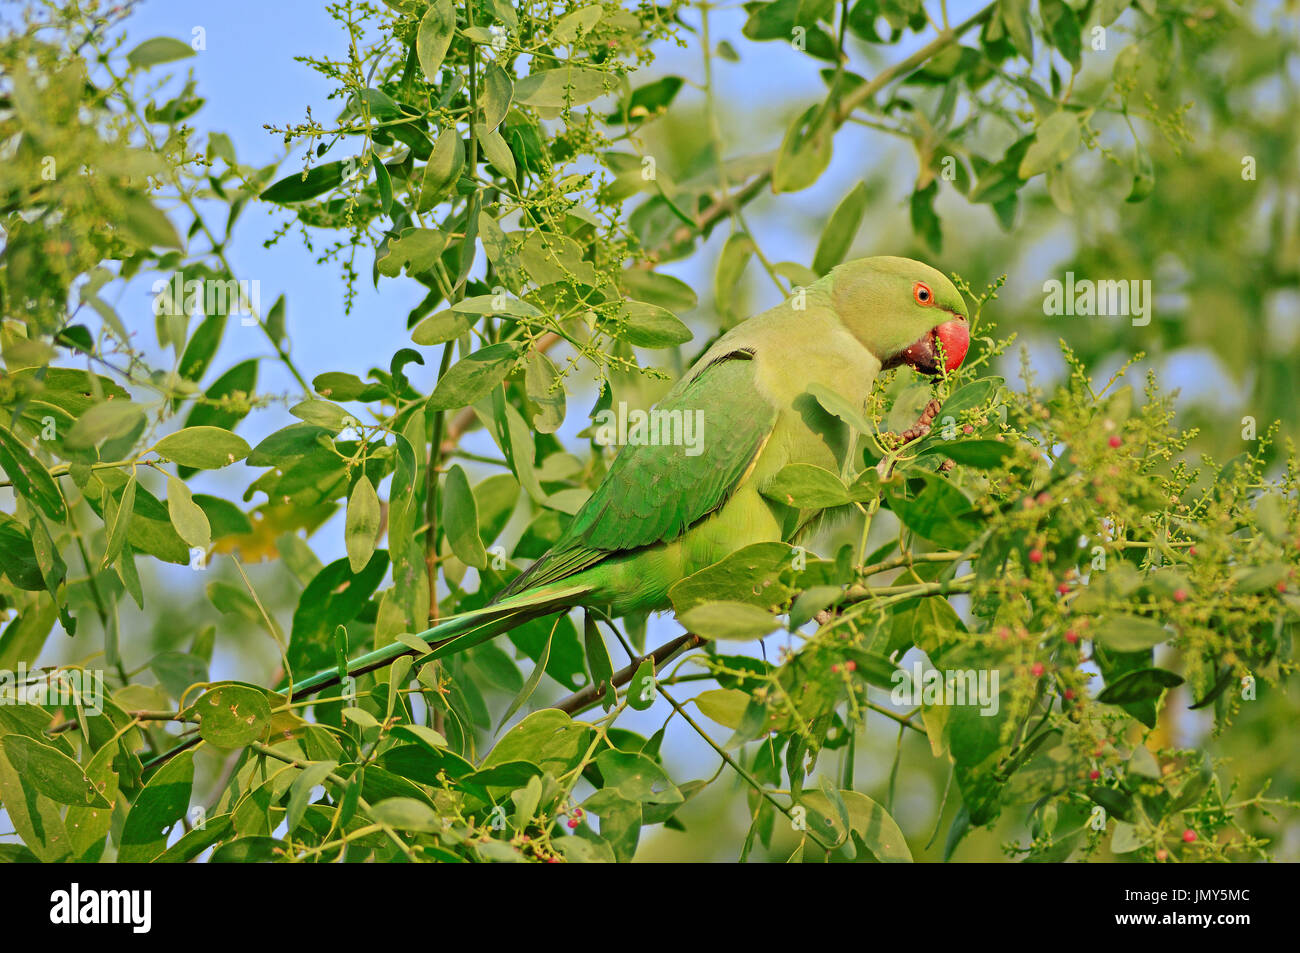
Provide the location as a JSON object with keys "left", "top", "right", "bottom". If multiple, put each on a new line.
{"left": 291, "top": 255, "right": 969, "bottom": 695}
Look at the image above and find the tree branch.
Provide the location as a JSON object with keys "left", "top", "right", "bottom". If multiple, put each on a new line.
{"left": 551, "top": 632, "right": 704, "bottom": 715}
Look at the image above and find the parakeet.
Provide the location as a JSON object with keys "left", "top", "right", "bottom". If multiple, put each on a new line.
{"left": 291, "top": 256, "right": 969, "bottom": 695}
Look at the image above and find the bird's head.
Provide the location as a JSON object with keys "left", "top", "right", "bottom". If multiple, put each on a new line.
{"left": 825, "top": 256, "right": 970, "bottom": 375}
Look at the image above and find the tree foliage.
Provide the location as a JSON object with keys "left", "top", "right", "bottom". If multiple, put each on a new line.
{"left": 0, "top": 0, "right": 1296, "bottom": 862}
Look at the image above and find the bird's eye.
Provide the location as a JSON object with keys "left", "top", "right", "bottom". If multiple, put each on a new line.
{"left": 913, "top": 282, "right": 933, "bottom": 306}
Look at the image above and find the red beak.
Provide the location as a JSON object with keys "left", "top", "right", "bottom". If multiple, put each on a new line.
{"left": 890, "top": 317, "right": 970, "bottom": 375}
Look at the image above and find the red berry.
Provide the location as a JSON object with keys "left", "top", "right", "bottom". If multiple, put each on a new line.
{"left": 1029, "top": 548, "right": 1044, "bottom": 564}
{"left": 1188, "top": 546, "right": 1197, "bottom": 556}
{"left": 844, "top": 660, "right": 856, "bottom": 672}
{"left": 1057, "top": 582, "right": 1071, "bottom": 595}
{"left": 1156, "top": 849, "right": 1168, "bottom": 861}
{"left": 1037, "top": 492, "right": 1051, "bottom": 505}
{"left": 567, "top": 817, "right": 580, "bottom": 829}
{"left": 997, "top": 627, "right": 1010, "bottom": 642}
{"left": 1182, "top": 829, "right": 1197, "bottom": 843}
{"left": 1108, "top": 435, "right": 1122, "bottom": 448}
{"left": 830, "top": 664, "right": 840, "bottom": 674}
{"left": 1089, "top": 769, "right": 1100, "bottom": 780}
{"left": 1064, "top": 630, "right": 1079, "bottom": 644}
{"left": 1277, "top": 581, "right": 1288, "bottom": 593}
{"left": 1031, "top": 662, "right": 1044, "bottom": 677}
{"left": 1173, "top": 588, "right": 1188, "bottom": 603}
{"left": 1064, "top": 689, "right": 1075, "bottom": 700}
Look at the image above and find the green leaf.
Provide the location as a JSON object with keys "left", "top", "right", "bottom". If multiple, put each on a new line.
{"left": 715, "top": 232, "right": 756, "bottom": 322}
{"left": 178, "top": 313, "right": 225, "bottom": 382}
{"left": 808, "top": 382, "right": 874, "bottom": 434}
{"left": 99, "top": 471, "right": 136, "bottom": 571}
{"left": 288, "top": 553, "right": 389, "bottom": 678}
{"left": 761, "top": 463, "right": 850, "bottom": 509}
{"left": 939, "top": 377, "right": 1002, "bottom": 419}
{"left": 1041, "top": 0, "right": 1082, "bottom": 70}
{"left": 617, "top": 300, "right": 693, "bottom": 348}
{"left": 1097, "top": 667, "right": 1184, "bottom": 705}
{"left": 311, "top": 371, "right": 385, "bottom": 403}
{"left": 480, "top": 62, "right": 514, "bottom": 131}
{"left": 183, "top": 359, "right": 257, "bottom": 437}
{"left": 0, "top": 424, "right": 65, "bottom": 520}
{"left": 373, "top": 155, "right": 393, "bottom": 214}
{"left": 1097, "top": 0, "right": 1131, "bottom": 25}
{"left": 619, "top": 269, "right": 697, "bottom": 312}
{"left": 419, "top": 128, "right": 465, "bottom": 211}
{"left": 166, "top": 474, "right": 210, "bottom": 551}
{"left": 583, "top": 614, "right": 616, "bottom": 709}
{"left": 477, "top": 123, "right": 518, "bottom": 180}
{"left": 191, "top": 685, "right": 271, "bottom": 748}
{"left": 65, "top": 400, "right": 145, "bottom": 450}
{"left": 1019, "top": 111, "right": 1080, "bottom": 179}
{"left": 1000, "top": 0, "right": 1033, "bottom": 60}
{"left": 345, "top": 476, "right": 380, "bottom": 573}
{"left": 483, "top": 708, "right": 591, "bottom": 777}
{"left": 0, "top": 594, "right": 58, "bottom": 669}
{"left": 910, "top": 180, "right": 943, "bottom": 252}
{"left": 412, "top": 308, "right": 474, "bottom": 346}
{"left": 428, "top": 342, "right": 521, "bottom": 411}
{"left": 370, "top": 796, "right": 442, "bottom": 832}
{"left": 925, "top": 439, "right": 1014, "bottom": 468}
{"left": 608, "top": 75, "right": 684, "bottom": 124}
{"left": 65, "top": 741, "right": 120, "bottom": 860}
{"left": 773, "top": 105, "right": 833, "bottom": 194}
{"left": 153, "top": 426, "right": 250, "bottom": 469}
{"left": 524, "top": 350, "right": 566, "bottom": 434}
{"left": 813, "top": 182, "right": 869, "bottom": 275}
{"left": 695, "top": 688, "right": 749, "bottom": 729}
{"left": 627, "top": 658, "right": 657, "bottom": 711}
{"left": 417, "top": 0, "right": 457, "bottom": 82}
{"left": 377, "top": 227, "right": 451, "bottom": 278}
{"left": 498, "top": 619, "right": 557, "bottom": 729}
{"left": 552, "top": 4, "right": 604, "bottom": 43}
{"left": 248, "top": 423, "right": 331, "bottom": 466}
{"left": 259, "top": 160, "right": 348, "bottom": 204}
{"left": 118, "top": 751, "right": 194, "bottom": 862}
{"left": 678, "top": 601, "right": 778, "bottom": 641}
{"left": 668, "top": 542, "right": 798, "bottom": 613}
{"left": 150, "top": 651, "right": 209, "bottom": 700}
{"left": 126, "top": 36, "right": 196, "bottom": 69}
{"left": 514, "top": 66, "right": 609, "bottom": 107}
{"left": 284, "top": 759, "right": 335, "bottom": 835}
{"left": 0, "top": 735, "right": 111, "bottom": 808}
{"left": 1126, "top": 136, "right": 1155, "bottom": 203}
{"left": 289, "top": 399, "right": 353, "bottom": 430}
{"left": 1091, "top": 614, "right": 1169, "bottom": 652}
{"left": 443, "top": 464, "right": 487, "bottom": 569}
{"left": 594, "top": 749, "right": 682, "bottom": 805}
{"left": 885, "top": 474, "right": 978, "bottom": 548}
{"left": 86, "top": 469, "right": 190, "bottom": 564}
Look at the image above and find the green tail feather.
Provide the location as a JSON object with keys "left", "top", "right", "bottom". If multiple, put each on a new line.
{"left": 285, "top": 582, "right": 595, "bottom": 701}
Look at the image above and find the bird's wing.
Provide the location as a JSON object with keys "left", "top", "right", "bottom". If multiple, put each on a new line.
{"left": 503, "top": 349, "right": 778, "bottom": 594}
